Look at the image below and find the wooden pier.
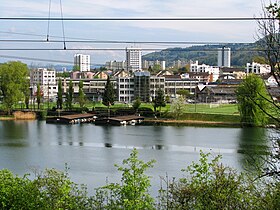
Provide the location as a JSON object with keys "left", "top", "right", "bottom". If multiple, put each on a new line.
{"left": 46, "top": 113, "right": 95, "bottom": 124}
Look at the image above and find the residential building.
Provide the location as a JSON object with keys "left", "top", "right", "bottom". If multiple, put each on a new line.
{"left": 164, "top": 75, "right": 199, "bottom": 98}
{"left": 142, "top": 60, "right": 166, "bottom": 70}
{"left": 218, "top": 47, "right": 231, "bottom": 67}
{"left": 150, "top": 76, "right": 165, "bottom": 100}
{"left": 197, "top": 85, "right": 237, "bottom": 103}
{"left": 246, "top": 62, "right": 271, "bottom": 74}
{"left": 190, "top": 60, "right": 220, "bottom": 82}
{"left": 30, "top": 68, "right": 57, "bottom": 100}
{"left": 134, "top": 71, "right": 150, "bottom": 102}
{"left": 172, "top": 60, "right": 188, "bottom": 69}
{"left": 220, "top": 67, "right": 246, "bottom": 79}
{"left": 126, "top": 47, "right": 142, "bottom": 72}
{"left": 74, "top": 54, "right": 90, "bottom": 72}
{"left": 117, "top": 77, "right": 134, "bottom": 103}
{"left": 105, "top": 60, "right": 126, "bottom": 71}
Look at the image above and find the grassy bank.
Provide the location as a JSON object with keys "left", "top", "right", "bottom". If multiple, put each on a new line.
{"left": 144, "top": 112, "right": 241, "bottom": 127}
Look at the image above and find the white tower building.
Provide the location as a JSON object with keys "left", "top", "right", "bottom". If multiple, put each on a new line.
{"left": 126, "top": 47, "right": 142, "bottom": 72}
{"left": 218, "top": 47, "right": 231, "bottom": 67}
{"left": 74, "top": 54, "right": 90, "bottom": 72}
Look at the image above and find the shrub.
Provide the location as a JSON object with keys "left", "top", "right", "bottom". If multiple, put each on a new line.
{"left": 92, "top": 148, "right": 156, "bottom": 210}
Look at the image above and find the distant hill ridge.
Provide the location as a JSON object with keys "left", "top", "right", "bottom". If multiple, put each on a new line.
{"left": 142, "top": 42, "right": 264, "bottom": 67}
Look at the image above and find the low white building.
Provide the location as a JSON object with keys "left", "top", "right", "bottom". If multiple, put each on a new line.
{"left": 30, "top": 68, "right": 57, "bottom": 100}
{"left": 190, "top": 61, "right": 220, "bottom": 82}
{"left": 246, "top": 62, "right": 271, "bottom": 74}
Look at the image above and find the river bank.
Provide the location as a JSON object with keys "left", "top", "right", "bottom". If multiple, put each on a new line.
{"left": 143, "top": 118, "right": 241, "bottom": 127}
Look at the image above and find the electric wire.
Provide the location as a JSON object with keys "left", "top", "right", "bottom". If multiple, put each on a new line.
{"left": 0, "top": 39, "right": 253, "bottom": 45}
{"left": 46, "top": 0, "right": 52, "bottom": 41}
{"left": 0, "top": 17, "right": 273, "bottom": 21}
{"left": 59, "top": 0, "right": 66, "bottom": 49}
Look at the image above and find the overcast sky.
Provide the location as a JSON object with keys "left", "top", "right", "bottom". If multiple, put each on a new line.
{"left": 0, "top": 0, "right": 269, "bottom": 67}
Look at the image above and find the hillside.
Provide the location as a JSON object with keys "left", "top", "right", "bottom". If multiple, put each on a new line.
{"left": 142, "top": 42, "right": 264, "bottom": 67}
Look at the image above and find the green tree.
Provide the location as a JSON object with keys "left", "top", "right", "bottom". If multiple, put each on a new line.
{"left": 152, "top": 88, "right": 166, "bottom": 115}
{"left": 21, "top": 77, "right": 30, "bottom": 109}
{"left": 65, "top": 80, "right": 73, "bottom": 110}
{"left": 36, "top": 83, "right": 42, "bottom": 109}
{"left": 0, "top": 61, "right": 29, "bottom": 114}
{"left": 102, "top": 76, "right": 115, "bottom": 112}
{"left": 236, "top": 74, "right": 271, "bottom": 126}
{"left": 78, "top": 80, "right": 86, "bottom": 108}
{"left": 57, "top": 78, "right": 63, "bottom": 109}
{"left": 159, "top": 151, "right": 264, "bottom": 209}
{"left": 176, "top": 89, "right": 190, "bottom": 99}
{"left": 132, "top": 97, "right": 141, "bottom": 113}
{"left": 170, "top": 96, "right": 185, "bottom": 119}
{"left": 257, "top": 0, "right": 280, "bottom": 180}
{"left": 72, "top": 65, "right": 80, "bottom": 71}
{"left": 94, "top": 149, "right": 156, "bottom": 209}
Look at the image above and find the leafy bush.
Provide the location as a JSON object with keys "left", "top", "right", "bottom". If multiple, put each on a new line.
{"left": 92, "top": 148, "right": 156, "bottom": 209}
{"left": 0, "top": 150, "right": 279, "bottom": 209}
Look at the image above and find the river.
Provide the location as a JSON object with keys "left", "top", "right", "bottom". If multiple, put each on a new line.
{"left": 0, "top": 120, "right": 271, "bottom": 194}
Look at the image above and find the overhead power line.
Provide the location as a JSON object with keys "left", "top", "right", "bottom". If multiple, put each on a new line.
{"left": 0, "top": 39, "right": 253, "bottom": 45}
{"left": 0, "top": 54, "right": 102, "bottom": 65}
{"left": 0, "top": 17, "right": 273, "bottom": 21}
{"left": 0, "top": 48, "right": 268, "bottom": 52}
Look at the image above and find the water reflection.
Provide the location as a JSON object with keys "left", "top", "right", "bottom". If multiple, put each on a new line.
{"left": 238, "top": 127, "right": 269, "bottom": 170}
{"left": 0, "top": 121, "right": 29, "bottom": 147}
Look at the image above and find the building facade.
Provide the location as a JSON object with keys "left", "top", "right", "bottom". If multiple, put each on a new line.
{"left": 246, "top": 62, "right": 271, "bottom": 74}
{"left": 218, "top": 47, "right": 231, "bottom": 67}
{"left": 74, "top": 54, "right": 90, "bottom": 72}
{"left": 30, "top": 68, "right": 57, "bottom": 100}
{"left": 142, "top": 60, "right": 166, "bottom": 70}
{"left": 105, "top": 60, "right": 126, "bottom": 71}
{"left": 190, "top": 60, "right": 220, "bottom": 82}
{"left": 126, "top": 47, "right": 142, "bottom": 72}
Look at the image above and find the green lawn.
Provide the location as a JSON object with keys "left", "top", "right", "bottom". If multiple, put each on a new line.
{"left": 139, "top": 103, "right": 239, "bottom": 115}
{"left": 1, "top": 101, "right": 239, "bottom": 116}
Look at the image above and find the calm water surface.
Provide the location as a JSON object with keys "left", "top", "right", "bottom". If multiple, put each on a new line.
{"left": 0, "top": 120, "right": 270, "bottom": 193}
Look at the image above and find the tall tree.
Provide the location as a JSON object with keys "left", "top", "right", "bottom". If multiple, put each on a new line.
{"left": 152, "top": 88, "right": 166, "bottom": 115}
{"left": 236, "top": 74, "right": 271, "bottom": 127}
{"left": 170, "top": 96, "right": 185, "bottom": 119}
{"left": 65, "top": 80, "right": 73, "bottom": 110}
{"left": 0, "top": 61, "right": 29, "bottom": 114}
{"left": 57, "top": 78, "right": 63, "bottom": 109}
{"left": 22, "top": 78, "right": 30, "bottom": 109}
{"left": 257, "top": 1, "right": 280, "bottom": 180}
{"left": 132, "top": 97, "right": 141, "bottom": 113}
{"left": 78, "top": 80, "right": 86, "bottom": 108}
{"left": 257, "top": 2, "right": 280, "bottom": 87}
{"left": 36, "top": 83, "right": 42, "bottom": 109}
{"left": 176, "top": 89, "right": 190, "bottom": 99}
{"left": 102, "top": 76, "right": 115, "bottom": 108}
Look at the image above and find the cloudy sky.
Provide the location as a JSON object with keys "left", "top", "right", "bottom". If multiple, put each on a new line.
{"left": 0, "top": 0, "right": 268, "bottom": 67}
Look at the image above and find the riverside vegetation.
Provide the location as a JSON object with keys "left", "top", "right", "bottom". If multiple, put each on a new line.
{"left": 0, "top": 149, "right": 279, "bottom": 210}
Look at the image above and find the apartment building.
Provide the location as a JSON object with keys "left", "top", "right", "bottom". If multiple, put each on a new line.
{"left": 142, "top": 60, "right": 166, "bottom": 70}
{"left": 126, "top": 47, "right": 142, "bottom": 72}
{"left": 74, "top": 54, "right": 90, "bottom": 72}
{"left": 30, "top": 68, "right": 57, "bottom": 100}
{"left": 246, "top": 62, "right": 271, "bottom": 74}
{"left": 218, "top": 47, "right": 231, "bottom": 67}
{"left": 190, "top": 60, "right": 220, "bottom": 82}
{"left": 105, "top": 60, "right": 126, "bottom": 71}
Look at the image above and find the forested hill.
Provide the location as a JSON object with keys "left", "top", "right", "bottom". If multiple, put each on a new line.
{"left": 142, "top": 42, "right": 264, "bottom": 67}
